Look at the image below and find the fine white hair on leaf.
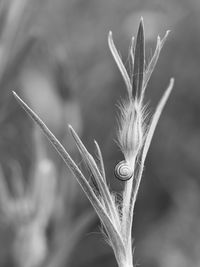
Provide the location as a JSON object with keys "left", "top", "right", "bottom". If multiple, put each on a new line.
{"left": 117, "top": 99, "right": 146, "bottom": 165}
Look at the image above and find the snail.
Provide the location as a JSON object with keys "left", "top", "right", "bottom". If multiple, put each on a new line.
{"left": 114, "top": 160, "right": 133, "bottom": 181}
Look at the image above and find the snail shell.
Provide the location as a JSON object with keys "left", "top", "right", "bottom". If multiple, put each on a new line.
{"left": 114, "top": 160, "right": 133, "bottom": 181}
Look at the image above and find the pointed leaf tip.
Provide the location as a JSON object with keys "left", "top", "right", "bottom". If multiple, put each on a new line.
{"left": 138, "top": 17, "right": 144, "bottom": 38}
{"left": 12, "top": 91, "right": 17, "bottom": 98}
{"left": 108, "top": 31, "right": 112, "bottom": 38}
{"left": 68, "top": 124, "right": 73, "bottom": 130}
{"left": 13, "top": 91, "right": 24, "bottom": 106}
{"left": 132, "top": 19, "right": 145, "bottom": 99}
{"left": 138, "top": 18, "right": 144, "bottom": 39}
{"left": 140, "top": 17, "right": 144, "bottom": 26}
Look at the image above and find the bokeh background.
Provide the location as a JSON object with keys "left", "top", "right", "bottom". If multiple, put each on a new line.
{"left": 0, "top": 0, "right": 200, "bottom": 267}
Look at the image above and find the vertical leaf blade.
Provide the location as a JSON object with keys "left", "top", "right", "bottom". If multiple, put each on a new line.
{"left": 132, "top": 18, "right": 145, "bottom": 99}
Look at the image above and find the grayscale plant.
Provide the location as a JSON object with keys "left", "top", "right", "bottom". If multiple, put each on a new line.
{"left": 13, "top": 18, "right": 174, "bottom": 267}
{"left": 0, "top": 129, "right": 57, "bottom": 267}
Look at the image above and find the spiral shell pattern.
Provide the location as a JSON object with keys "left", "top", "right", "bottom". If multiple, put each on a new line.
{"left": 114, "top": 160, "right": 133, "bottom": 181}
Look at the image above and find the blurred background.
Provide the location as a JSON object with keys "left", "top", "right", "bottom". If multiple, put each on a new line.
{"left": 0, "top": 0, "right": 200, "bottom": 267}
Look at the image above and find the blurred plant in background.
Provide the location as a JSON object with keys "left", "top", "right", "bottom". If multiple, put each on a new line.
{"left": 0, "top": 127, "right": 95, "bottom": 267}
{"left": 0, "top": 127, "right": 57, "bottom": 267}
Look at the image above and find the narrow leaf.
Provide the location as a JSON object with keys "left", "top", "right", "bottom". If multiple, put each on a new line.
{"left": 132, "top": 18, "right": 145, "bottom": 99}
{"left": 12, "top": 92, "right": 102, "bottom": 212}
{"left": 130, "top": 37, "right": 135, "bottom": 67}
{"left": 94, "top": 140, "right": 106, "bottom": 181}
{"left": 128, "top": 78, "right": 174, "bottom": 238}
{"left": 13, "top": 92, "right": 125, "bottom": 255}
{"left": 108, "top": 31, "right": 132, "bottom": 97}
{"left": 142, "top": 31, "right": 170, "bottom": 97}
{"left": 142, "top": 78, "right": 174, "bottom": 163}
{"left": 69, "top": 125, "right": 120, "bottom": 227}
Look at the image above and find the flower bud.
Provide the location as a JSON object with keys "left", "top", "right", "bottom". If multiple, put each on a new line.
{"left": 118, "top": 101, "right": 143, "bottom": 165}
